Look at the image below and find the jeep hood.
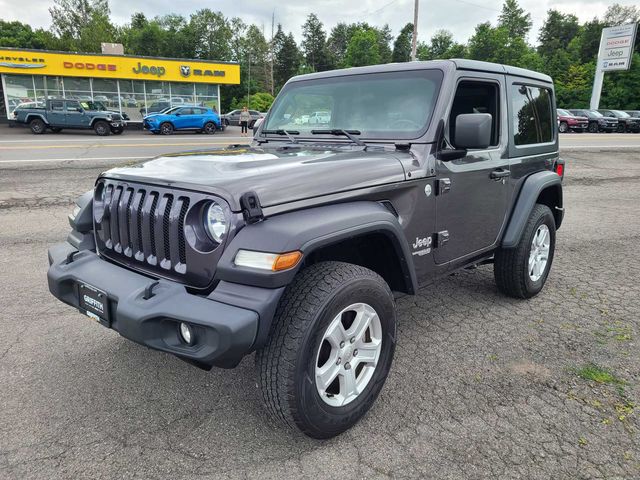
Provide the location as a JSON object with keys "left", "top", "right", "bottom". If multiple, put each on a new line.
{"left": 103, "top": 145, "right": 407, "bottom": 211}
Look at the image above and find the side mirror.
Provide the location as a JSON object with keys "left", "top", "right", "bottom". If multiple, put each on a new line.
{"left": 454, "top": 113, "right": 492, "bottom": 150}
{"left": 253, "top": 117, "right": 264, "bottom": 135}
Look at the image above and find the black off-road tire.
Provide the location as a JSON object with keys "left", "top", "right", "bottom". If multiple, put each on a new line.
{"left": 160, "top": 122, "right": 174, "bottom": 135}
{"left": 50, "top": 127, "right": 63, "bottom": 133}
{"left": 94, "top": 120, "right": 110, "bottom": 136}
{"left": 29, "top": 118, "right": 46, "bottom": 134}
{"left": 494, "top": 204, "right": 556, "bottom": 299}
{"left": 111, "top": 127, "right": 124, "bottom": 135}
{"left": 256, "top": 261, "right": 397, "bottom": 439}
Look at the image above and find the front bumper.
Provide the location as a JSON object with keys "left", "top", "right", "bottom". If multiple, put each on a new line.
{"left": 47, "top": 242, "right": 261, "bottom": 369}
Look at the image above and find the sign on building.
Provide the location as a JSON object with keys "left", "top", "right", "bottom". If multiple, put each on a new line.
{"left": 597, "top": 24, "right": 637, "bottom": 72}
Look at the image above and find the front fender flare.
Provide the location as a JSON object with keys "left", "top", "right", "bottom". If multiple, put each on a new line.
{"left": 216, "top": 201, "right": 418, "bottom": 292}
{"left": 501, "top": 171, "right": 563, "bottom": 249}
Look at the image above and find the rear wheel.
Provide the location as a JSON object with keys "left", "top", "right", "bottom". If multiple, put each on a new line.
{"left": 203, "top": 121, "right": 216, "bottom": 134}
{"left": 29, "top": 118, "right": 46, "bottom": 134}
{"left": 160, "top": 122, "right": 174, "bottom": 135}
{"left": 256, "top": 262, "right": 396, "bottom": 439}
{"left": 558, "top": 122, "right": 568, "bottom": 133}
{"left": 50, "top": 127, "right": 63, "bottom": 133}
{"left": 494, "top": 204, "right": 556, "bottom": 299}
{"left": 93, "top": 120, "right": 110, "bottom": 136}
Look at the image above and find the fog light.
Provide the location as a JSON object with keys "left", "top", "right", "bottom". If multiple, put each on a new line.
{"left": 179, "top": 322, "right": 194, "bottom": 345}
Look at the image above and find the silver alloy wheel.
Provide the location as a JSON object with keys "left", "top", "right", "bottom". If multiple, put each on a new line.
{"left": 529, "top": 224, "right": 550, "bottom": 282}
{"left": 315, "top": 302, "right": 383, "bottom": 407}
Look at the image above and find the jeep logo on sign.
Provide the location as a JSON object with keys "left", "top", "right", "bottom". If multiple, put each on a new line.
{"left": 132, "top": 62, "right": 166, "bottom": 77}
{"left": 180, "top": 65, "right": 191, "bottom": 77}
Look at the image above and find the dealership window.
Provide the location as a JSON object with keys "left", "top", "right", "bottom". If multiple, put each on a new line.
{"left": 170, "top": 81, "right": 194, "bottom": 104}
{"left": 4, "top": 74, "right": 37, "bottom": 113}
{"left": 511, "top": 84, "right": 554, "bottom": 146}
{"left": 118, "top": 79, "right": 146, "bottom": 121}
{"left": 61, "top": 76, "right": 92, "bottom": 102}
{"left": 144, "top": 80, "right": 171, "bottom": 116}
{"left": 195, "top": 84, "right": 219, "bottom": 112}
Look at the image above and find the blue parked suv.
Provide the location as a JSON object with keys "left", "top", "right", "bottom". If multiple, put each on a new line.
{"left": 143, "top": 106, "right": 221, "bottom": 135}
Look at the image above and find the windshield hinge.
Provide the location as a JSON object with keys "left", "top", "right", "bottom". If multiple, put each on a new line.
{"left": 240, "top": 191, "right": 264, "bottom": 224}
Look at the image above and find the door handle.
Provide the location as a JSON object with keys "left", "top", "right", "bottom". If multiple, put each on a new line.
{"left": 490, "top": 168, "right": 511, "bottom": 180}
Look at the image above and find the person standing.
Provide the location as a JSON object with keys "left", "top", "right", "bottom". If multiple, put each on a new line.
{"left": 239, "top": 106, "right": 251, "bottom": 137}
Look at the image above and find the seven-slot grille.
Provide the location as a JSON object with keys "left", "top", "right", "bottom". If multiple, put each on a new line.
{"left": 94, "top": 180, "right": 227, "bottom": 288}
{"left": 98, "top": 182, "right": 189, "bottom": 274}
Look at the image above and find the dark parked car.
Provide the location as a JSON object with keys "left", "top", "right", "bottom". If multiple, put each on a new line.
{"left": 625, "top": 110, "right": 640, "bottom": 119}
{"left": 557, "top": 108, "right": 588, "bottom": 133}
{"left": 14, "top": 98, "right": 126, "bottom": 135}
{"left": 598, "top": 109, "right": 640, "bottom": 133}
{"left": 143, "top": 106, "right": 221, "bottom": 135}
{"left": 48, "top": 59, "right": 564, "bottom": 439}
{"left": 223, "top": 109, "right": 263, "bottom": 127}
{"left": 569, "top": 109, "right": 618, "bottom": 133}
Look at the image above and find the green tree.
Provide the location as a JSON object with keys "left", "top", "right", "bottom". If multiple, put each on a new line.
{"left": 498, "top": 0, "right": 532, "bottom": 39}
{"left": 603, "top": 4, "right": 640, "bottom": 26}
{"left": 345, "top": 28, "right": 381, "bottom": 67}
{"left": 301, "top": 13, "right": 331, "bottom": 71}
{"left": 0, "top": 21, "right": 52, "bottom": 49}
{"left": 49, "top": 0, "right": 116, "bottom": 51}
{"left": 327, "top": 23, "right": 353, "bottom": 67}
{"left": 273, "top": 25, "right": 300, "bottom": 91}
{"left": 538, "top": 10, "right": 580, "bottom": 58}
{"left": 392, "top": 23, "right": 413, "bottom": 62}
{"left": 188, "top": 9, "right": 233, "bottom": 61}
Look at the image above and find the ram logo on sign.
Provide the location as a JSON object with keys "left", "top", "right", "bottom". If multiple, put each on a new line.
{"left": 597, "top": 24, "right": 638, "bottom": 72}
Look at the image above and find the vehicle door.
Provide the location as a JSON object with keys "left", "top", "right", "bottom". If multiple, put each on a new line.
{"left": 65, "top": 100, "right": 90, "bottom": 128}
{"left": 434, "top": 74, "right": 510, "bottom": 265}
{"left": 173, "top": 108, "right": 192, "bottom": 129}
{"left": 48, "top": 100, "right": 66, "bottom": 126}
{"left": 228, "top": 110, "right": 239, "bottom": 125}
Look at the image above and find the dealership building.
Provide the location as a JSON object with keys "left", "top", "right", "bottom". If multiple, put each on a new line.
{"left": 0, "top": 47, "right": 240, "bottom": 122}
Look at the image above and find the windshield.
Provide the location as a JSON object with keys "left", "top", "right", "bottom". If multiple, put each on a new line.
{"left": 590, "top": 111, "right": 603, "bottom": 117}
{"left": 557, "top": 109, "right": 571, "bottom": 116}
{"left": 612, "top": 110, "right": 630, "bottom": 118}
{"left": 263, "top": 69, "right": 443, "bottom": 140}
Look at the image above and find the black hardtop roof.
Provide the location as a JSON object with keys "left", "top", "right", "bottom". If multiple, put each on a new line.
{"left": 289, "top": 59, "right": 553, "bottom": 84}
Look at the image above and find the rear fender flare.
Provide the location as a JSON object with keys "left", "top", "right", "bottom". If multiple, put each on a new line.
{"left": 25, "top": 113, "right": 48, "bottom": 125}
{"left": 501, "top": 171, "right": 563, "bottom": 248}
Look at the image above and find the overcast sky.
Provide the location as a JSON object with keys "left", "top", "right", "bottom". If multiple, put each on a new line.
{"left": 0, "top": 0, "right": 633, "bottom": 46}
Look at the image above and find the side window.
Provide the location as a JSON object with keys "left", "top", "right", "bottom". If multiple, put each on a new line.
{"left": 178, "top": 108, "right": 192, "bottom": 115}
{"left": 66, "top": 101, "right": 82, "bottom": 112}
{"left": 511, "top": 84, "right": 554, "bottom": 146}
{"left": 449, "top": 81, "right": 500, "bottom": 148}
{"left": 51, "top": 101, "right": 64, "bottom": 111}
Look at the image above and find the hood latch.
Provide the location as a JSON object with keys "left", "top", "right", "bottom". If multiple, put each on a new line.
{"left": 240, "top": 191, "right": 264, "bottom": 224}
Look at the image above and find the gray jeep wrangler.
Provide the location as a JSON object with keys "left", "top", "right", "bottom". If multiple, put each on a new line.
{"left": 48, "top": 60, "right": 564, "bottom": 439}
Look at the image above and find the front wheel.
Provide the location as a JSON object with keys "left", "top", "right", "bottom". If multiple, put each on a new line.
{"left": 588, "top": 122, "right": 598, "bottom": 133}
{"left": 558, "top": 122, "right": 568, "bottom": 133}
{"left": 494, "top": 204, "right": 556, "bottom": 299}
{"left": 160, "top": 122, "right": 174, "bottom": 135}
{"left": 256, "top": 262, "right": 396, "bottom": 439}
{"left": 617, "top": 124, "right": 626, "bottom": 133}
{"left": 111, "top": 127, "right": 124, "bottom": 135}
{"left": 94, "top": 120, "right": 110, "bottom": 136}
{"left": 50, "top": 127, "right": 62, "bottom": 133}
{"left": 203, "top": 121, "right": 216, "bottom": 134}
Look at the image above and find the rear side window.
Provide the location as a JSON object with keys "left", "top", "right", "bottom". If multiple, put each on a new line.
{"left": 51, "top": 101, "right": 64, "bottom": 111}
{"left": 511, "top": 85, "right": 554, "bottom": 146}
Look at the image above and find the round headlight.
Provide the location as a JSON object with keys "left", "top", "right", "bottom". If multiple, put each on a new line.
{"left": 204, "top": 202, "right": 227, "bottom": 243}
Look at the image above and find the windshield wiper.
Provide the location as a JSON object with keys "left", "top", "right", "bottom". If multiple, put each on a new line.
{"left": 262, "top": 129, "right": 299, "bottom": 143}
{"left": 310, "top": 129, "right": 366, "bottom": 146}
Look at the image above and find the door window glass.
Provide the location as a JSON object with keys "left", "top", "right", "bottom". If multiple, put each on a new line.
{"left": 51, "top": 101, "right": 64, "bottom": 111}
{"left": 511, "top": 85, "right": 554, "bottom": 145}
{"left": 449, "top": 81, "right": 500, "bottom": 147}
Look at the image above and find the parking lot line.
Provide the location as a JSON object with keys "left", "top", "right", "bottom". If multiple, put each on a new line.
{"left": 0, "top": 141, "right": 243, "bottom": 150}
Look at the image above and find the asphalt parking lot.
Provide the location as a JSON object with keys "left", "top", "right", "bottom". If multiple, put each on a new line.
{"left": 0, "top": 128, "right": 639, "bottom": 479}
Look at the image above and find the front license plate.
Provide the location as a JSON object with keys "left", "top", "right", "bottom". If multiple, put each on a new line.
{"left": 78, "top": 283, "right": 110, "bottom": 323}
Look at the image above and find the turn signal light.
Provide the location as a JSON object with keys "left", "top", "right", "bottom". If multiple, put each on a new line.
{"left": 234, "top": 250, "right": 303, "bottom": 271}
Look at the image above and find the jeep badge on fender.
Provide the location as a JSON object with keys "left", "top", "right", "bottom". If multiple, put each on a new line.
{"left": 47, "top": 59, "right": 564, "bottom": 439}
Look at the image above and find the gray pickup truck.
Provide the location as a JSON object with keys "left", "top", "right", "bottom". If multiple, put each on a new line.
{"left": 48, "top": 59, "right": 564, "bottom": 438}
{"left": 15, "top": 98, "right": 126, "bottom": 135}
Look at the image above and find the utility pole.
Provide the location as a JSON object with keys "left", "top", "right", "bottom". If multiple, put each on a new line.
{"left": 411, "top": 0, "right": 419, "bottom": 61}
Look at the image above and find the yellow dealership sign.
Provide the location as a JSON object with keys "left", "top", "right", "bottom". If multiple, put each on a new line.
{"left": 0, "top": 48, "right": 240, "bottom": 84}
